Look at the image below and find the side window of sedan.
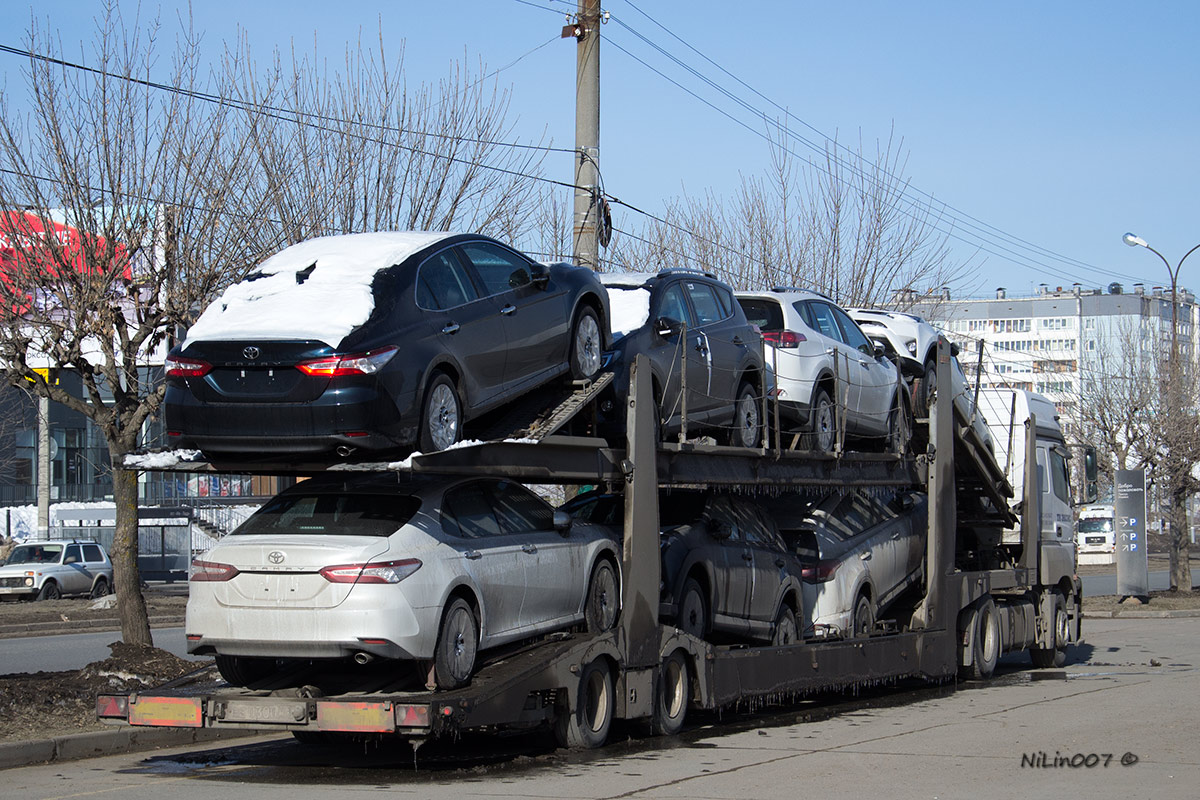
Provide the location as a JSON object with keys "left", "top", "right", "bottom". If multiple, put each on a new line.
{"left": 488, "top": 481, "right": 554, "bottom": 534}
{"left": 442, "top": 483, "right": 503, "bottom": 539}
{"left": 416, "top": 251, "right": 480, "bottom": 310}
{"left": 459, "top": 242, "right": 534, "bottom": 297}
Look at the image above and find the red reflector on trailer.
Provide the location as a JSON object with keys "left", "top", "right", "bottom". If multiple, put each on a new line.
{"left": 395, "top": 704, "right": 431, "bottom": 728}
{"left": 96, "top": 695, "right": 129, "bottom": 719}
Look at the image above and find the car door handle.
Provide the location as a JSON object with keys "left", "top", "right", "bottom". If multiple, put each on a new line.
{"left": 859, "top": 551, "right": 872, "bottom": 561}
{"left": 891, "top": 532, "right": 901, "bottom": 540}
{"left": 741, "top": 551, "right": 753, "bottom": 562}
{"left": 441, "top": 323, "right": 460, "bottom": 335}
{"left": 463, "top": 550, "right": 481, "bottom": 560}
{"left": 774, "top": 558, "right": 786, "bottom": 568}
{"left": 522, "top": 544, "right": 538, "bottom": 554}
{"left": 500, "top": 304, "right": 517, "bottom": 315}
{"left": 732, "top": 335, "right": 744, "bottom": 345}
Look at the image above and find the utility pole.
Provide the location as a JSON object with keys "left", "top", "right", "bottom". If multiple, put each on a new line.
{"left": 570, "top": 0, "right": 602, "bottom": 270}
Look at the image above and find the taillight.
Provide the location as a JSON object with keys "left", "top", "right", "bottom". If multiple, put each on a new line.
{"left": 319, "top": 559, "right": 422, "bottom": 585}
{"left": 763, "top": 330, "right": 805, "bottom": 349}
{"left": 297, "top": 346, "right": 398, "bottom": 376}
{"left": 801, "top": 559, "right": 839, "bottom": 582}
{"left": 190, "top": 559, "right": 239, "bottom": 582}
{"left": 165, "top": 355, "right": 213, "bottom": 378}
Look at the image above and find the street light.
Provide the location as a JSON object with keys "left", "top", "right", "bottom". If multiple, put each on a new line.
{"left": 1123, "top": 231, "right": 1200, "bottom": 592}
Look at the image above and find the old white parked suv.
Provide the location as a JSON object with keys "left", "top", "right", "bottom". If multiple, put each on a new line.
{"left": 0, "top": 540, "right": 114, "bottom": 600}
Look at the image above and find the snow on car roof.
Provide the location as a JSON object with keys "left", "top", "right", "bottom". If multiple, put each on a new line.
{"left": 183, "top": 232, "right": 453, "bottom": 348}
{"left": 601, "top": 272, "right": 655, "bottom": 339}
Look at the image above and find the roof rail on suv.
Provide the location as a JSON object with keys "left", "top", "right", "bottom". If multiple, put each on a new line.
{"left": 658, "top": 267, "right": 718, "bottom": 280}
{"left": 770, "top": 285, "right": 834, "bottom": 301}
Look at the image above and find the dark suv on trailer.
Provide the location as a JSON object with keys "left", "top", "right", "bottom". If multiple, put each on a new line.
{"left": 599, "top": 269, "right": 765, "bottom": 447}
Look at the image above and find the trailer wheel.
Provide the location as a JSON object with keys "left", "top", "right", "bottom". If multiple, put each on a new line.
{"left": 215, "top": 654, "right": 277, "bottom": 687}
{"left": 851, "top": 594, "right": 874, "bottom": 638}
{"left": 650, "top": 650, "right": 690, "bottom": 736}
{"left": 960, "top": 598, "right": 1001, "bottom": 679}
{"left": 434, "top": 597, "right": 478, "bottom": 689}
{"left": 1031, "top": 591, "right": 1069, "bottom": 668}
{"left": 678, "top": 577, "right": 708, "bottom": 640}
{"left": 584, "top": 558, "right": 619, "bottom": 633}
{"left": 556, "top": 658, "right": 614, "bottom": 749}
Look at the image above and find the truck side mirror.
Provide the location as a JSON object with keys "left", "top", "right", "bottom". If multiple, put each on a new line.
{"left": 1083, "top": 446, "right": 1099, "bottom": 504}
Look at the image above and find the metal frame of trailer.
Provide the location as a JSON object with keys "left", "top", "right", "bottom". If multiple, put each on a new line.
{"left": 98, "top": 339, "right": 1063, "bottom": 746}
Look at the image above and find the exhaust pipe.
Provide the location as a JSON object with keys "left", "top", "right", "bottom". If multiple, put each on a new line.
{"left": 353, "top": 651, "right": 374, "bottom": 665}
{"left": 336, "top": 445, "right": 356, "bottom": 458}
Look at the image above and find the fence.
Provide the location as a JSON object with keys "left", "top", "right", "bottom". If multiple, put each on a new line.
{"left": 49, "top": 507, "right": 194, "bottom": 581}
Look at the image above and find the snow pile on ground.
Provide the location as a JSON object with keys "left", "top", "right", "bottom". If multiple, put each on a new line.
{"left": 183, "top": 231, "right": 452, "bottom": 348}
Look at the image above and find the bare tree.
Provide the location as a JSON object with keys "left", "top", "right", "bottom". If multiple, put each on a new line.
{"left": 612, "top": 124, "right": 968, "bottom": 306}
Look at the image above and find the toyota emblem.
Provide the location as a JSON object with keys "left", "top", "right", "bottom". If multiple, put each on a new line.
{"left": 243, "top": 346, "right": 261, "bottom": 360}
{"left": 268, "top": 551, "right": 285, "bottom": 565}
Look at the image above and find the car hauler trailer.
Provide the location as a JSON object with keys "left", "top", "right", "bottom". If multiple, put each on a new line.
{"left": 98, "top": 339, "right": 1093, "bottom": 748}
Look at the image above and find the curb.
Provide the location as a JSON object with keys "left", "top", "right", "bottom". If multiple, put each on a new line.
{"left": 0, "top": 616, "right": 185, "bottom": 639}
{"left": 0, "top": 725, "right": 268, "bottom": 770}
{"left": 1083, "top": 609, "right": 1200, "bottom": 619}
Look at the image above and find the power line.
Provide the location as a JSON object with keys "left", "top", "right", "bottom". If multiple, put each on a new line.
{"left": 605, "top": 4, "right": 1150, "bottom": 287}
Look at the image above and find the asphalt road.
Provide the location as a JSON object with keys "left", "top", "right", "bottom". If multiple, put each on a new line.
{"left": 0, "top": 627, "right": 197, "bottom": 675}
{"left": 3, "top": 616, "right": 1197, "bottom": 799}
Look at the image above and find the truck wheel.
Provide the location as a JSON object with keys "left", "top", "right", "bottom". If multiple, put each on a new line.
{"left": 650, "top": 650, "right": 689, "bottom": 736}
{"left": 772, "top": 604, "right": 798, "bottom": 646}
{"left": 419, "top": 373, "right": 461, "bottom": 453}
{"left": 584, "top": 559, "right": 619, "bottom": 633}
{"left": 1031, "top": 592, "right": 1069, "bottom": 668}
{"left": 728, "top": 380, "right": 761, "bottom": 448}
{"left": 555, "top": 657, "right": 614, "bottom": 749}
{"left": 960, "top": 598, "right": 1001, "bottom": 679}
{"left": 215, "top": 654, "right": 277, "bottom": 686}
{"left": 36, "top": 581, "right": 61, "bottom": 601}
{"left": 808, "top": 388, "right": 836, "bottom": 453}
{"left": 678, "top": 578, "right": 708, "bottom": 640}
{"left": 89, "top": 577, "right": 110, "bottom": 599}
{"left": 851, "top": 594, "right": 874, "bottom": 638}
{"left": 433, "top": 597, "right": 478, "bottom": 689}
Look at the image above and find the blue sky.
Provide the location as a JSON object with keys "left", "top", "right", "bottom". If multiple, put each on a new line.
{"left": 5, "top": 0, "right": 1198, "bottom": 299}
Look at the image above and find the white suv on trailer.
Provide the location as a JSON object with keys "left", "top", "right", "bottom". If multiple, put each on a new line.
{"left": 736, "top": 288, "right": 906, "bottom": 452}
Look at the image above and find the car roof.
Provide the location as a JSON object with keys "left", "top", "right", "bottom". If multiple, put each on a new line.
{"left": 736, "top": 287, "right": 835, "bottom": 303}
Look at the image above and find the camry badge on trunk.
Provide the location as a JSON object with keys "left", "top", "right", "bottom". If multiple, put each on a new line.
{"left": 243, "top": 346, "right": 261, "bottom": 360}
{"left": 268, "top": 551, "right": 285, "bottom": 564}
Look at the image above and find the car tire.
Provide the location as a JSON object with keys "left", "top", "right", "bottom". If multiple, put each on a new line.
{"left": 433, "top": 597, "right": 478, "bottom": 690}
{"left": 851, "top": 593, "right": 874, "bottom": 638}
{"left": 570, "top": 307, "right": 603, "bottom": 380}
{"left": 772, "top": 603, "right": 798, "bottom": 646}
{"left": 808, "top": 387, "right": 836, "bottom": 453}
{"left": 1031, "top": 591, "right": 1069, "bottom": 668}
{"left": 419, "top": 373, "right": 462, "bottom": 452}
{"left": 583, "top": 558, "right": 619, "bottom": 633}
{"left": 887, "top": 396, "right": 911, "bottom": 455}
{"left": 728, "top": 380, "right": 762, "bottom": 448}
{"left": 36, "top": 581, "right": 61, "bottom": 601}
{"left": 913, "top": 360, "right": 936, "bottom": 418}
{"left": 650, "top": 650, "right": 689, "bottom": 736}
{"left": 555, "top": 657, "right": 614, "bottom": 749}
{"left": 89, "top": 577, "right": 110, "bottom": 599}
{"left": 215, "top": 654, "right": 278, "bottom": 687}
{"left": 677, "top": 577, "right": 708, "bottom": 640}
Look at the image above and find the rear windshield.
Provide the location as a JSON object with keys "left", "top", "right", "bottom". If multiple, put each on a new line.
{"left": 737, "top": 298, "right": 783, "bottom": 331}
{"left": 232, "top": 492, "right": 422, "bottom": 537}
{"left": 6, "top": 544, "right": 63, "bottom": 564}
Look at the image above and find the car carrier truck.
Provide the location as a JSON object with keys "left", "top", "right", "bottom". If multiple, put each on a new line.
{"left": 97, "top": 339, "right": 1096, "bottom": 748}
